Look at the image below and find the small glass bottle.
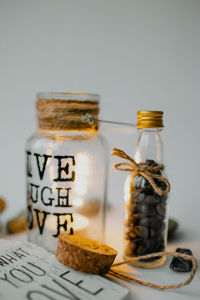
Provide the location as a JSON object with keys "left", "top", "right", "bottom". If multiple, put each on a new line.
{"left": 124, "top": 111, "right": 170, "bottom": 268}
{"left": 26, "top": 93, "right": 108, "bottom": 252}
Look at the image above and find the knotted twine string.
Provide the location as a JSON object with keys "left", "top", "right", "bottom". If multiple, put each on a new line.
{"left": 108, "top": 252, "right": 197, "bottom": 290}
{"left": 109, "top": 148, "right": 197, "bottom": 290}
{"left": 112, "top": 148, "right": 170, "bottom": 196}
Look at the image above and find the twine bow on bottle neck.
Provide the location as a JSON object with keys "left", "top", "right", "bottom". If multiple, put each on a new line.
{"left": 112, "top": 148, "right": 170, "bottom": 195}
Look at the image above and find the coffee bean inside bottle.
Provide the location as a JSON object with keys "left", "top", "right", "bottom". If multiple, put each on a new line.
{"left": 124, "top": 160, "right": 168, "bottom": 263}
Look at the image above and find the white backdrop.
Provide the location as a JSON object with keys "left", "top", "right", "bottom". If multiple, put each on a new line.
{"left": 0, "top": 0, "right": 200, "bottom": 234}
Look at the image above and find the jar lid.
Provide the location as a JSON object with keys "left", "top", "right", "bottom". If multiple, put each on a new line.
{"left": 36, "top": 93, "right": 99, "bottom": 131}
{"left": 136, "top": 111, "right": 164, "bottom": 128}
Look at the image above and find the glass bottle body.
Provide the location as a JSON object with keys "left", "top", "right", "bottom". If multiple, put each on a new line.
{"left": 26, "top": 129, "right": 108, "bottom": 253}
{"left": 124, "top": 128, "right": 169, "bottom": 268}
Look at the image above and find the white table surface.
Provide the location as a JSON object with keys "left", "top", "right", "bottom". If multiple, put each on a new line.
{"left": 106, "top": 208, "right": 200, "bottom": 300}
{"left": 5, "top": 208, "right": 200, "bottom": 300}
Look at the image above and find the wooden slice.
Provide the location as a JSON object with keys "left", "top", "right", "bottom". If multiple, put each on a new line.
{"left": 56, "top": 234, "right": 117, "bottom": 275}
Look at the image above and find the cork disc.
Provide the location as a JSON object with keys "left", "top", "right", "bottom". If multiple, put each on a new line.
{"left": 56, "top": 235, "right": 117, "bottom": 275}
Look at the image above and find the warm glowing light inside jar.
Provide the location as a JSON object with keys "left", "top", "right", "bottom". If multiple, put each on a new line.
{"left": 40, "top": 150, "right": 98, "bottom": 238}
{"left": 72, "top": 152, "right": 101, "bottom": 216}
{"left": 73, "top": 197, "right": 84, "bottom": 207}
{"left": 46, "top": 213, "right": 90, "bottom": 235}
{"left": 73, "top": 152, "right": 91, "bottom": 203}
{"left": 48, "top": 151, "right": 91, "bottom": 206}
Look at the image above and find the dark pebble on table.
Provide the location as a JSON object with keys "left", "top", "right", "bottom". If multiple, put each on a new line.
{"left": 170, "top": 248, "right": 193, "bottom": 272}
{"left": 176, "top": 248, "right": 193, "bottom": 255}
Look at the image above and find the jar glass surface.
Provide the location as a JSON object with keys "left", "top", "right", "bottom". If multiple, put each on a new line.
{"left": 26, "top": 93, "right": 108, "bottom": 252}
{"left": 123, "top": 128, "right": 169, "bottom": 268}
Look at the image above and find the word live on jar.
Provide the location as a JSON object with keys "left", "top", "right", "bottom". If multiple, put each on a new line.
{"left": 26, "top": 152, "right": 77, "bottom": 237}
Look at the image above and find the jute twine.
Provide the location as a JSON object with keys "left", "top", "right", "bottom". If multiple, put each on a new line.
{"left": 112, "top": 148, "right": 170, "bottom": 196}
{"left": 109, "top": 251, "right": 197, "bottom": 290}
{"left": 36, "top": 99, "right": 99, "bottom": 131}
{"left": 110, "top": 148, "right": 197, "bottom": 289}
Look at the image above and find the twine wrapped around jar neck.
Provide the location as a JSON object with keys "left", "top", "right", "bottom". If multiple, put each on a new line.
{"left": 112, "top": 148, "right": 170, "bottom": 195}
{"left": 36, "top": 98, "right": 99, "bottom": 131}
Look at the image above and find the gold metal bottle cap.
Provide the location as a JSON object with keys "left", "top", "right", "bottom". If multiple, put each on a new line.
{"left": 136, "top": 111, "right": 164, "bottom": 128}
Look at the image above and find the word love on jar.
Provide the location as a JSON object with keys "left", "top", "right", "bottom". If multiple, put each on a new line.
{"left": 26, "top": 152, "right": 76, "bottom": 237}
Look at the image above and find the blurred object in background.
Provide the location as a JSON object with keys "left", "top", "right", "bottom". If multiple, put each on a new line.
{"left": 0, "top": 197, "right": 6, "bottom": 235}
{"left": 0, "top": 197, "right": 6, "bottom": 213}
{"left": 7, "top": 211, "right": 26, "bottom": 234}
{"left": 168, "top": 218, "right": 178, "bottom": 240}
